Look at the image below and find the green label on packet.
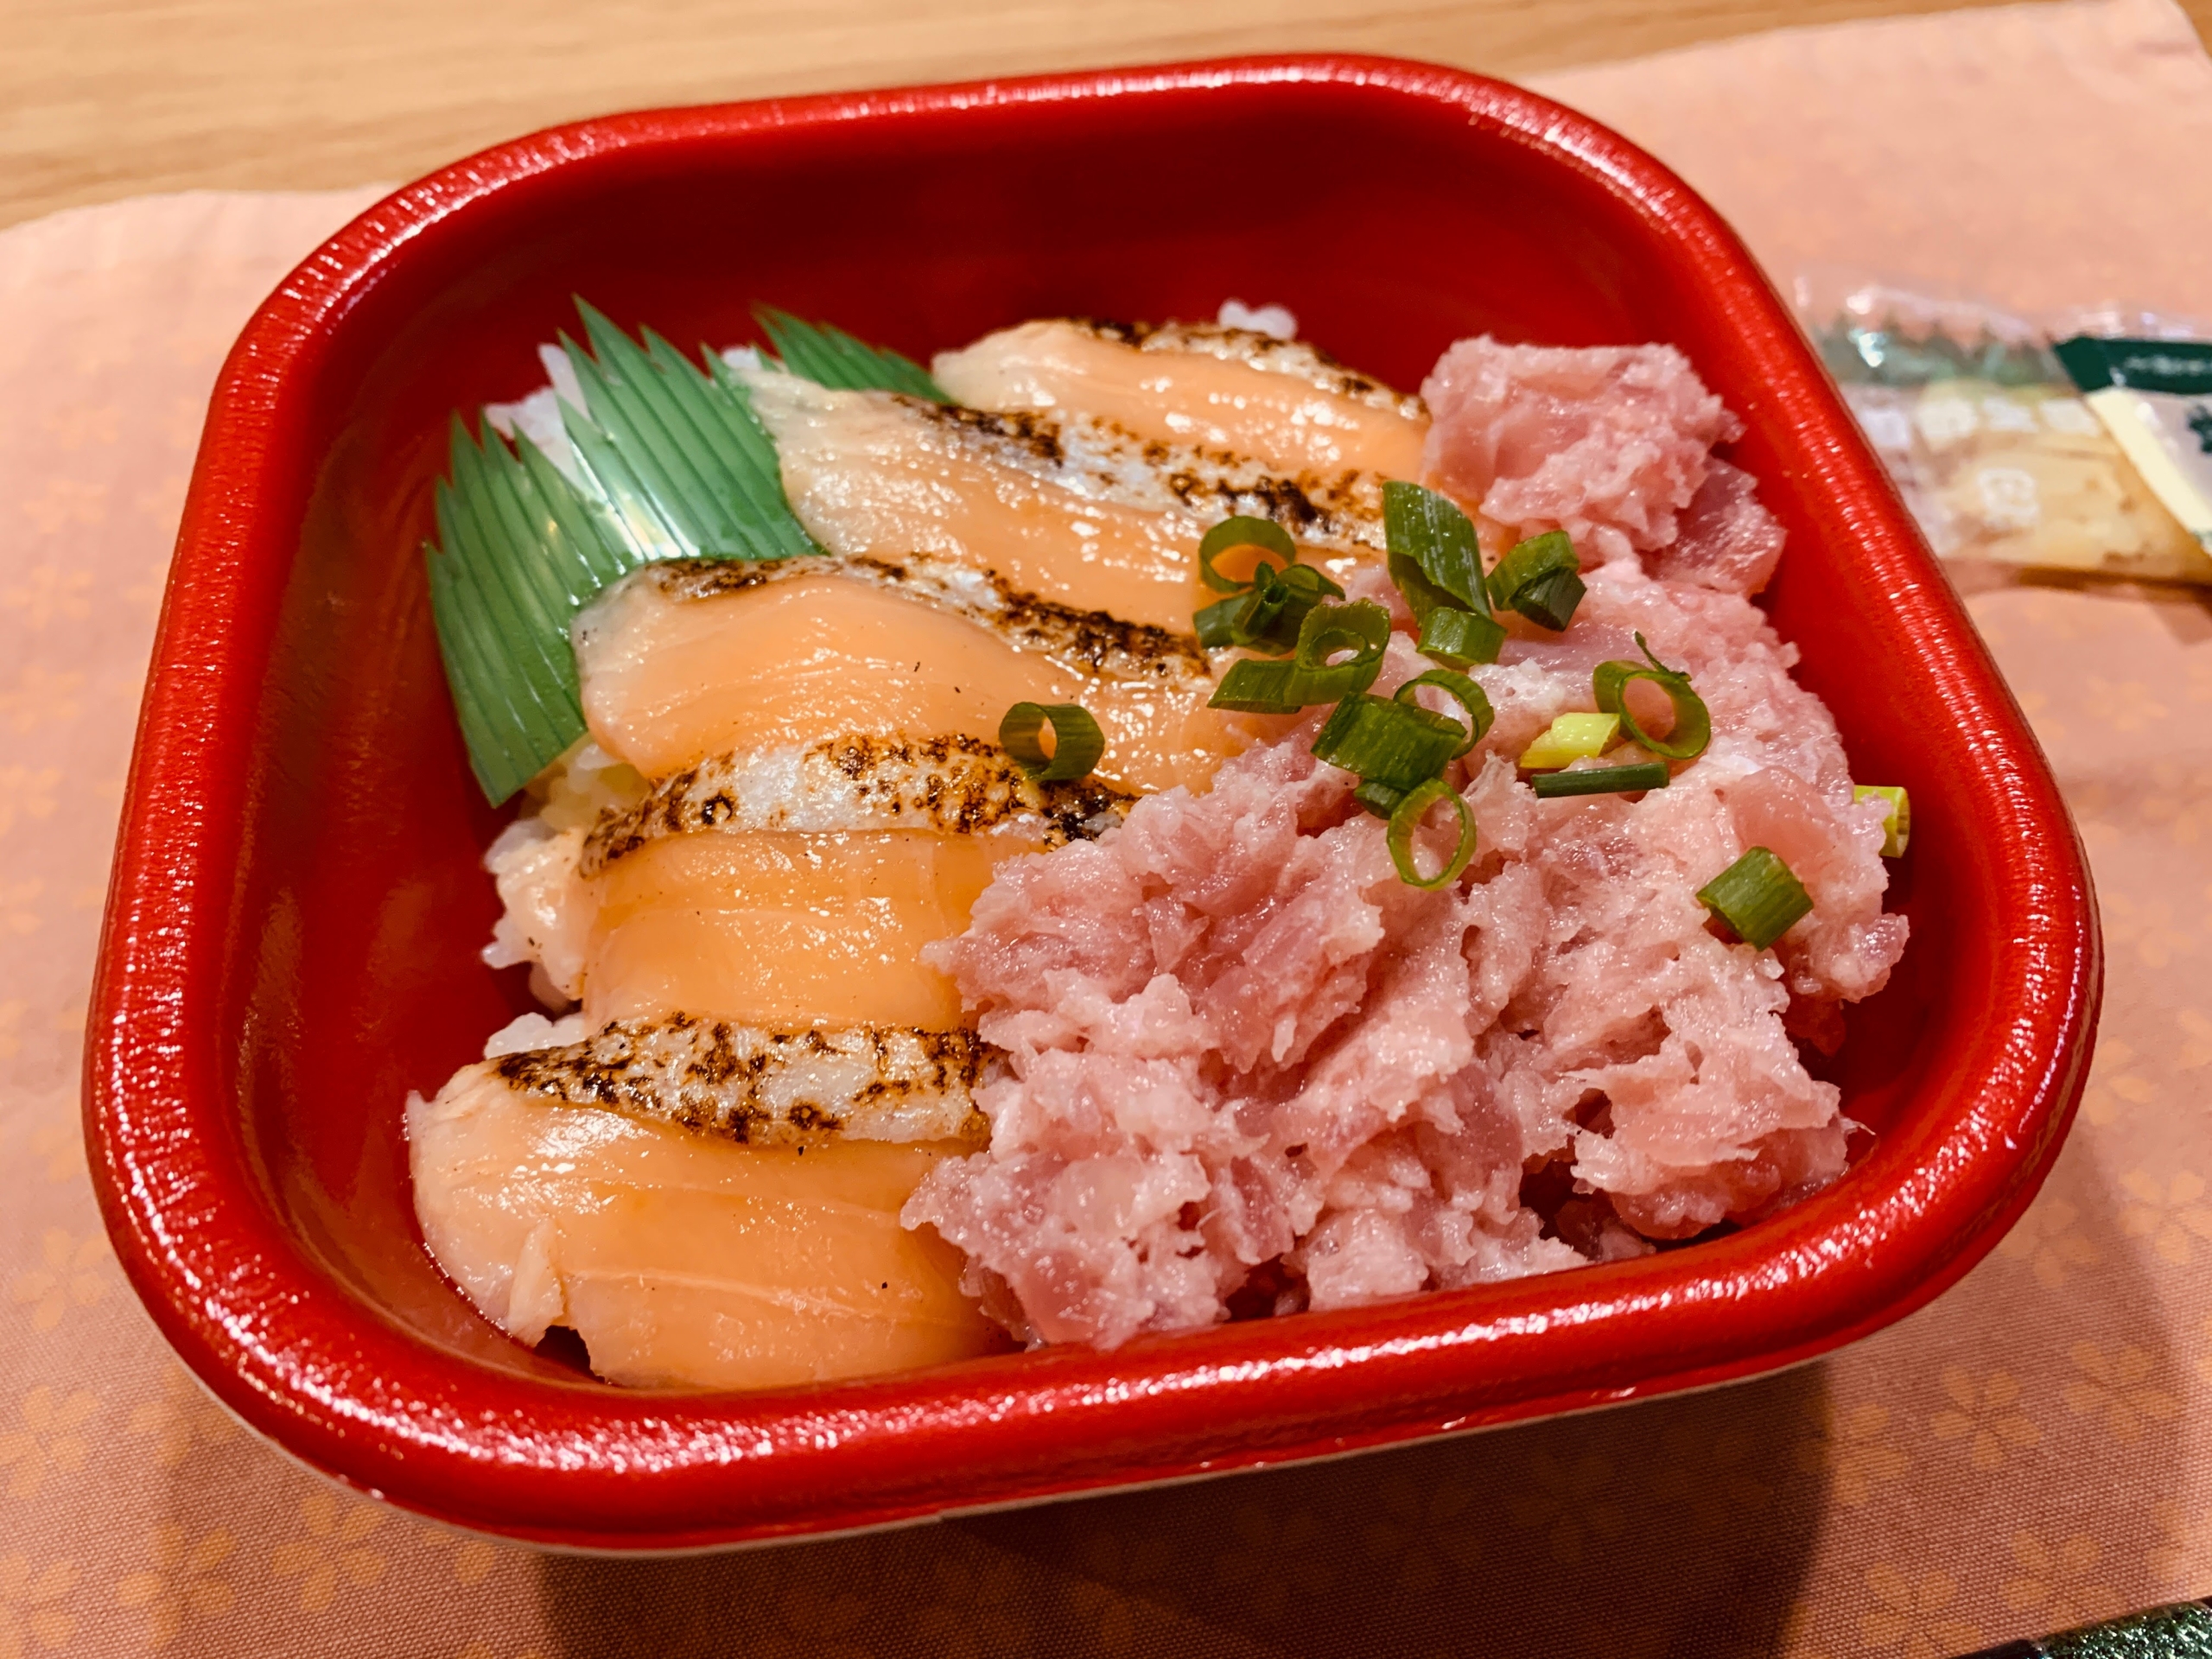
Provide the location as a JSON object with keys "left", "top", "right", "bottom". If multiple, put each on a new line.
{"left": 2052, "top": 338, "right": 2212, "bottom": 397}
{"left": 2054, "top": 337, "right": 2212, "bottom": 544}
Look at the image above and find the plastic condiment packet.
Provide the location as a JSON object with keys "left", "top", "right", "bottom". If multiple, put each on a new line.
{"left": 2051, "top": 336, "right": 2212, "bottom": 547}
{"left": 1795, "top": 272, "right": 2212, "bottom": 583}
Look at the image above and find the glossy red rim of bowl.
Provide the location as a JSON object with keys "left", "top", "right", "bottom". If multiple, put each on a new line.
{"left": 87, "top": 54, "right": 2099, "bottom": 1549}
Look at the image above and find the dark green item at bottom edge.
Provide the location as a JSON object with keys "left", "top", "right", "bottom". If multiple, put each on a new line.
{"left": 1952, "top": 1598, "right": 2212, "bottom": 1658}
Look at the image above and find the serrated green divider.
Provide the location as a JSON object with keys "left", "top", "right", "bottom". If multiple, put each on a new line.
{"left": 425, "top": 298, "right": 947, "bottom": 804}
{"left": 754, "top": 306, "right": 950, "bottom": 403}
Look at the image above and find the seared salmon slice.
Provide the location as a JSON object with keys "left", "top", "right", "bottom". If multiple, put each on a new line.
{"left": 571, "top": 556, "right": 1230, "bottom": 792}
{"left": 932, "top": 318, "right": 1430, "bottom": 481}
{"left": 408, "top": 1063, "right": 1000, "bottom": 1391}
{"left": 585, "top": 830, "right": 1020, "bottom": 1030}
{"left": 745, "top": 367, "right": 1200, "bottom": 631}
{"left": 741, "top": 365, "right": 1389, "bottom": 627}
{"left": 576, "top": 738, "right": 1128, "bottom": 1029}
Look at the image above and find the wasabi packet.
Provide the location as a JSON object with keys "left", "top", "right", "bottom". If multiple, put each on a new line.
{"left": 1795, "top": 275, "right": 2212, "bottom": 583}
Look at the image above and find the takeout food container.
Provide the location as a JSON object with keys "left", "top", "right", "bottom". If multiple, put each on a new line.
{"left": 86, "top": 55, "right": 2100, "bottom": 1550}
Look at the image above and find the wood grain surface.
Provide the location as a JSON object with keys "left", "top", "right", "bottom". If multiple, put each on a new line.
{"left": 9, "top": 0, "right": 2207, "bottom": 232}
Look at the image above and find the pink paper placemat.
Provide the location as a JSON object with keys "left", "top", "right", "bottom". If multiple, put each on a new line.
{"left": 4, "top": 5, "right": 2210, "bottom": 1653}
{"left": 1532, "top": 0, "right": 2212, "bottom": 321}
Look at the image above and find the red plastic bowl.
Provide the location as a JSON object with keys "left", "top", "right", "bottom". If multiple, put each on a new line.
{"left": 86, "top": 55, "right": 2098, "bottom": 1549}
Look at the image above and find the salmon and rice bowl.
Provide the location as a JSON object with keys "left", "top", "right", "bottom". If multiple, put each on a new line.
{"left": 404, "top": 300, "right": 1912, "bottom": 1389}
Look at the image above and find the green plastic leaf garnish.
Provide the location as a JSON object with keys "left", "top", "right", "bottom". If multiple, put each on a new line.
{"left": 425, "top": 418, "right": 605, "bottom": 805}
{"left": 557, "top": 302, "right": 816, "bottom": 563}
{"left": 426, "top": 298, "right": 848, "bottom": 804}
{"left": 753, "top": 306, "right": 950, "bottom": 402}
{"left": 1853, "top": 784, "right": 1911, "bottom": 856}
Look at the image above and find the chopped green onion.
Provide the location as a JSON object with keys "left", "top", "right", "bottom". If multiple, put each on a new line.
{"left": 1512, "top": 569, "right": 1586, "bottom": 632}
{"left": 1208, "top": 645, "right": 1378, "bottom": 714}
{"left": 753, "top": 306, "right": 950, "bottom": 402}
{"left": 1485, "top": 530, "right": 1575, "bottom": 609}
{"left": 1531, "top": 761, "right": 1671, "bottom": 798}
{"left": 1311, "top": 695, "right": 1466, "bottom": 791}
{"left": 1697, "top": 847, "right": 1813, "bottom": 950}
{"left": 1592, "top": 632, "right": 1711, "bottom": 760}
{"left": 1395, "top": 670, "right": 1493, "bottom": 758}
{"left": 1197, "top": 561, "right": 1344, "bottom": 655}
{"left": 1854, "top": 785, "right": 1911, "bottom": 856}
{"left": 1192, "top": 518, "right": 1342, "bottom": 653}
{"left": 1414, "top": 607, "right": 1508, "bottom": 668}
{"left": 1192, "top": 594, "right": 1245, "bottom": 651}
{"left": 1387, "top": 778, "right": 1478, "bottom": 890}
{"left": 1292, "top": 596, "right": 1389, "bottom": 689}
{"left": 1205, "top": 600, "right": 1390, "bottom": 714}
{"left": 1351, "top": 779, "right": 1406, "bottom": 819}
{"left": 1488, "top": 531, "right": 1585, "bottom": 631}
{"left": 1299, "top": 600, "right": 1392, "bottom": 674}
{"left": 1384, "top": 480, "right": 1488, "bottom": 611}
{"left": 1198, "top": 516, "right": 1300, "bottom": 594}
{"left": 999, "top": 702, "right": 1105, "bottom": 781}
{"left": 1241, "top": 563, "right": 1344, "bottom": 652}
{"left": 1517, "top": 713, "right": 1621, "bottom": 770}
{"left": 1384, "top": 480, "right": 1504, "bottom": 667}
{"left": 1206, "top": 658, "right": 1306, "bottom": 713}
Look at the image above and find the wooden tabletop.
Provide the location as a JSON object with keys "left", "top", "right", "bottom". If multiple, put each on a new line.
{"left": 10, "top": 0, "right": 2207, "bottom": 232}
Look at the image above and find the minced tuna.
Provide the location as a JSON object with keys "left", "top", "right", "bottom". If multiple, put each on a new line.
{"left": 904, "top": 337, "right": 1904, "bottom": 1349}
